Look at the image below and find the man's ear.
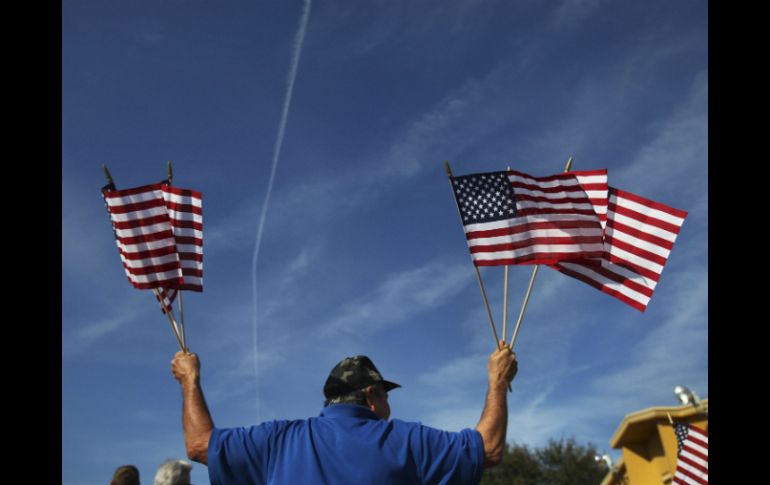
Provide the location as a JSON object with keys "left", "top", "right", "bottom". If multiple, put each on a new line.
{"left": 363, "top": 385, "right": 377, "bottom": 406}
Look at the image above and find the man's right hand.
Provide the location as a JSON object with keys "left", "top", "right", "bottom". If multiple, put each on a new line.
{"left": 172, "top": 351, "right": 201, "bottom": 385}
{"left": 487, "top": 340, "right": 518, "bottom": 391}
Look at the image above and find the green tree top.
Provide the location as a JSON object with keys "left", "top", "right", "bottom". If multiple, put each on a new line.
{"left": 480, "top": 437, "right": 608, "bottom": 485}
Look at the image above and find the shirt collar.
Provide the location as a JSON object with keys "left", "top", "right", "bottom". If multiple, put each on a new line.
{"left": 319, "top": 404, "right": 379, "bottom": 420}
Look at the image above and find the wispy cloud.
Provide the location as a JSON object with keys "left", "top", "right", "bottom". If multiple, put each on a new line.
{"left": 309, "top": 0, "right": 507, "bottom": 62}
{"left": 63, "top": 291, "right": 154, "bottom": 357}
{"left": 65, "top": 428, "right": 191, "bottom": 484}
{"left": 62, "top": 171, "right": 123, "bottom": 283}
{"left": 592, "top": 269, "right": 708, "bottom": 396}
{"left": 63, "top": 314, "right": 135, "bottom": 357}
{"left": 307, "top": 1, "right": 402, "bottom": 61}
{"left": 504, "top": 42, "right": 707, "bottom": 176}
{"left": 616, "top": 72, "right": 708, "bottom": 200}
{"left": 382, "top": 76, "right": 496, "bottom": 178}
{"left": 320, "top": 258, "right": 472, "bottom": 339}
{"left": 508, "top": 393, "right": 576, "bottom": 445}
{"left": 548, "top": 0, "right": 605, "bottom": 29}
{"left": 204, "top": 202, "right": 259, "bottom": 255}
{"left": 417, "top": 352, "right": 486, "bottom": 387}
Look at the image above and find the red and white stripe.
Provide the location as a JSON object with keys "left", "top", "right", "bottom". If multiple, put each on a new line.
{"left": 104, "top": 184, "right": 185, "bottom": 290}
{"left": 162, "top": 186, "right": 203, "bottom": 291}
{"left": 551, "top": 188, "right": 687, "bottom": 312}
{"left": 466, "top": 170, "right": 607, "bottom": 266}
{"left": 572, "top": 170, "right": 608, "bottom": 230}
{"left": 673, "top": 425, "right": 708, "bottom": 485}
{"left": 155, "top": 287, "right": 178, "bottom": 315}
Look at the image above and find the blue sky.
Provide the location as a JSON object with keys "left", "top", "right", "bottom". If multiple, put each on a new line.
{"left": 62, "top": 1, "right": 708, "bottom": 484}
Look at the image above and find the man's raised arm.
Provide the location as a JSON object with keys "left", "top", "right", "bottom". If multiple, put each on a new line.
{"left": 172, "top": 351, "right": 214, "bottom": 465}
{"left": 475, "top": 340, "right": 518, "bottom": 468}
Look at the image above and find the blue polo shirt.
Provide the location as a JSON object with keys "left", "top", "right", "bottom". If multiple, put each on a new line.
{"left": 208, "top": 404, "right": 485, "bottom": 485}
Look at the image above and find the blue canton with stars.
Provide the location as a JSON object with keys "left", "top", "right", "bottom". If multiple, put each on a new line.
{"left": 674, "top": 423, "right": 688, "bottom": 455}
{"left": 451, "top": 171, "right": 516, "bottom": 225}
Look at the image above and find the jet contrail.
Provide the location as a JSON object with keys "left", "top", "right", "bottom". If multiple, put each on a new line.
{"left": 252, "top": 0, "right": 312, "bottom": 418}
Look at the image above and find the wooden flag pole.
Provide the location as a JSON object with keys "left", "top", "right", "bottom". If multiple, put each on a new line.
{"left": 508, "top": 156, "right": 573, "bottom": 350}
{"left": 501, "top": 166, "right": 513, "bottom": 344}
{"left": 444, "top": 161, "right": 501, "bottom": 347}
{"left": 502, "top": 265, "right": 509, "bottom": 344}
{"left": 509, "top": 265, "right": 540, "bottom": 349}
{"left": 154, "top": 289, "right": 187, "bottom": 352}
{"left": 165, "top": 160, "right": 188, "bottom": 351}
{"left": 178, "top": 289, "right": 187, "bottom": 349}
{"left": 474, "top": 266, "right": 501, "bottom": 346}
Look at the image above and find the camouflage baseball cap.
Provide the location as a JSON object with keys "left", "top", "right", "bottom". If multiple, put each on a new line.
{"left": 323, "top": 355, "right": 401, "bottom": 399}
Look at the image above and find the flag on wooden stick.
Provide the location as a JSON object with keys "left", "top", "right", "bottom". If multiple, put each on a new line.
{"left": 550, "top": 187, "right": 687, "bottom": 312}
{"left": 100, "top": 166, "right": 202, "bottom": 351}
{"left": 449, "top": 169, "right": 607, "bottom": 266}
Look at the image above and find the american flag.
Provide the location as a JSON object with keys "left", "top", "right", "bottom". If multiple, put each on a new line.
{"left": 103, "top": 183, "right": 185, "bottom": 290}
{"left": 103, "top": 183, "right": 203, "bottom": 310}
{"left": 162, "top": 185, "right": 203, "bottom": 292}
{"left": 673, "top": 423, "right": 708, "bottom": 485}
{"left": 450, "top": 169, "right": 607, "bottom": 266}
{"left": 550, "top": 188, "right": 687, "bottom": 312}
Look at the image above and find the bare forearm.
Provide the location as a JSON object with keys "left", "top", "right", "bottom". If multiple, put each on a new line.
{"left": 181, "top": 377, "right": 214, "bottom": 464}
{"left": 476, "top": 341, "right": 517, "bottom": 468}
{"left": 475, "top": 382, "right": 508, "bottom": 468}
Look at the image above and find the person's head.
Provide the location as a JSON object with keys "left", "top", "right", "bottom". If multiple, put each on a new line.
{"left": 110, "top": 465, "right": 140, "bottom": 485}
{"left": 323, "top": 355, "right": 400, "bottom": 420}
{"left": 154, "top": 459, "right": 192, "bottom": 485}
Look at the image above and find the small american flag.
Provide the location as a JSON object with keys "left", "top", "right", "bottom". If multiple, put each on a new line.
{"left": 450, "top": 169, "right": 607, "bottom": 266}
{"left": 162, "top": 185, "right": 203, "bottom": 292}
{"left": 673, "top": 423, "right": 708, "bottom": 485}
{"left": 550, "top": 187, "right": 687, "bottom": 312}
{"left": 103, "top": 183, "right": 203, "bottom": 301}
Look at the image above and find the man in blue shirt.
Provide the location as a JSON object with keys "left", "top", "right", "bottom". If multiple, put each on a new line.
{"left": 171, "top": 341, "right": 517, "bottom": 484}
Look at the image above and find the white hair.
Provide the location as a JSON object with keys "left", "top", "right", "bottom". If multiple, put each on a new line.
{"left": 154, "top": 459, "right": 192, "bottom": 485}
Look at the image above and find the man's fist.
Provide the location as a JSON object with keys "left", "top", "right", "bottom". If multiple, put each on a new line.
{"left": 172, "top": 351, "right": 201, "bottom": 385}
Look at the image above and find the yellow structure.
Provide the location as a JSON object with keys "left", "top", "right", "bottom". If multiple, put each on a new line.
{"left": 600, "top": 399, "right": 708, "bottom": 485}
